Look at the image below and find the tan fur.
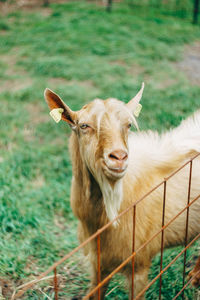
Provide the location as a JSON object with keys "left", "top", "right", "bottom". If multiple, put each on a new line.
{"left": 188, "top": 256, "right": 200, "bottom": 287}
{"left": 44, "top": 87, "right": 200, "bottom": 299}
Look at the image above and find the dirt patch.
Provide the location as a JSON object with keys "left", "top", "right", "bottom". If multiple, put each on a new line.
{"left": 0, "top": 51, "right": 29, "bottom": 78}
{"left": 0, "top": 52, "right": 18, "bottom": 73}
{"left": 48, "top": 77, "right": 71, "bottom": 87}
{"left": 0, "top": 0, "right": 72, "bottom": 16}
{"left": 0, "top": 278, "right": 13, "bottom": 299}
{"left": 0, "top": 0, "right": 49, "bottom": 15}
{"left": 24, "top": 103, "right": 49, "bottom": 140}
{"left": 78, "top": 79, "right": 96, "bottom": 89}
{"left": 156, "top": 78, "right": 178, "bottom": 89}
{"left": 127, "top": 63, "right": 145, "bottom": 77}
{"left": 26, "top": 102, "right": 49, "bottom": 125}
{"left": 0, "top": 51, "right": 34, "bottom": 96}
{"left": 176, "top": 41, "right": 200, "bottom": 85}
{"left": 109, "top": 59, "right": 127, "bottom": 66}
{"left": 0, "top": 30, "right": 8, "bottom": 36}
{"left": 0, "top": 78, "right": 33, "bottom": 93}
{"left": 48, "top": 78, "right": 96, "bottom": 89}
{"left": 31, "top": 173, "right": 45, "bottom": 188}
{"left": 0, "top": 52, "right": 32, "bottom": 92}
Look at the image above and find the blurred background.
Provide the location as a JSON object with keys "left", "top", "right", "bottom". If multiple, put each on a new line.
{"left": 0, "top": 0, "right": 200, "bottom": 299}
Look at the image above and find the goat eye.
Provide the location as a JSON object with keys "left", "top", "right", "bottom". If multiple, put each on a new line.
{"left": 127, "top": 123, "right": 132, "bottom": 129}
{"left": 80, "top": 124, "right": 89, "bottom": 130}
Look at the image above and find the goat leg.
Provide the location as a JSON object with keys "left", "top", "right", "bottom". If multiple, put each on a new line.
{"left": 127, "top": 267, "right": 149, "bottom": 300}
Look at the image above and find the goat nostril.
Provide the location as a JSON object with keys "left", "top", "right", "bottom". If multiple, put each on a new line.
{"left": 109, "top": 153, "right": 118, "bottom": 160}
{"left": 109, "top": 150, "right": 128, "bottom": 161}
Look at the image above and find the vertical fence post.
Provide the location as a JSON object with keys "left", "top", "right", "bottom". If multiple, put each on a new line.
{"left": 182, "top": 160, "right": 193, "bottom": 299}
{"left": 159, "top": 180, "right": 167, "bottom": 300}
{"left": 43, "top": 0, "right": 49, "bottom": 7}
{"left": 131, "top": 206, "right": 136, "bottom": 300}
{"left": 54, "top": 268, "right": 58, "bottom": 300}
{"left": 97, "top": 233, "right": 101, "bottom": 300}
{"left": 193, "top": 0, "right": 200, "bottom": 24}
{"left": 107, "top": 0, "right": 112, "bottom": 12}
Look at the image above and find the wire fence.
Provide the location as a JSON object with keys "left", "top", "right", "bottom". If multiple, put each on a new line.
{"left": 11, "top": 152, "right": 200, "bottom": 299}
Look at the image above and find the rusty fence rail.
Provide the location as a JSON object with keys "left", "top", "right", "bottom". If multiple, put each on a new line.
{"left": 12, "top": 153, "right": 200, "bottom": 299}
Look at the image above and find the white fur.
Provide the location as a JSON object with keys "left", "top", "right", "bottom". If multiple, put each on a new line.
{"left": 128, "top": 111, "right": 200, "bottom": 176}
{"left": 96, "top": 172, "right": 123, "bottom": 223}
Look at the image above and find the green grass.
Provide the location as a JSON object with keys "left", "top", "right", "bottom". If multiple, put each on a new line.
{"left": 0, "top": 1, "right": 200, "bottom": 299}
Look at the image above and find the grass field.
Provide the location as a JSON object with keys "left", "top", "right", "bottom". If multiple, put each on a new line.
{"left": 0, "top": 1, "right": 200, "bottom": 299}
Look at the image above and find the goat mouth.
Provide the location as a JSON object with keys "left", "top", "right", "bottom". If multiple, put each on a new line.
{"left": 102, "top": 161, "right": 127, "bottom": 176}
{"left": 107, "top": 166, "right": 126, "bottom": 173}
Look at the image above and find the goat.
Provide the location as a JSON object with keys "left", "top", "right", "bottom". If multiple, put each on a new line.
{"left": 44, "top": 84, "right": 200, "bottom": 299}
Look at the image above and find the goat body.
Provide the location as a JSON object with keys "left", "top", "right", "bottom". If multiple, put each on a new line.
{"left": 45, "top": 85, "right": 200, "bottom": 299}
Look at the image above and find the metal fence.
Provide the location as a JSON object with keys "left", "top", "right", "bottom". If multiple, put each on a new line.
{"left": 12, "top": 153, "right": 200, "bottom": 299}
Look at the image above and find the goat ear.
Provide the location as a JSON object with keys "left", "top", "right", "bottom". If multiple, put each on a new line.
{"left": 126, "top": 82, "right": 144, "bottom": 115}
{"left": 44, "top": 88, "right": 76, "bottom": 127}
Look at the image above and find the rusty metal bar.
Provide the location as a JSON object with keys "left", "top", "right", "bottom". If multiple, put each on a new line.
{"left": 97, "top": 233, "right": 101, "bottom": 300}
{"left": 173, "top": 269, "right": 200, "bottom": 300}
{"left": 131, "top": 206, "right": 136, "bottom": 300}
{"left": 182, "top": 160, "right": 193, "bottom": 299}
{"left": 159, "top": 180, "right": 167, "bottom": 300}
{"left": 135, "top": 233, "right": 200, "bottom": 300}
{"left": 54, "top": 268, "right": 58, "bottom": 300}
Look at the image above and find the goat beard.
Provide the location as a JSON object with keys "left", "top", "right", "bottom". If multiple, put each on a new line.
{"left": 97, "top": 174, "right": 123, "bottom": 224}
{"left": 85, "top": 156, "right": 123, "bottom": 224}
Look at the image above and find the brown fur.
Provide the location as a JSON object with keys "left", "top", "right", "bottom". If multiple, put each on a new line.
{"left": 189, "top": 256, "right": 200, "bottom": 287}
